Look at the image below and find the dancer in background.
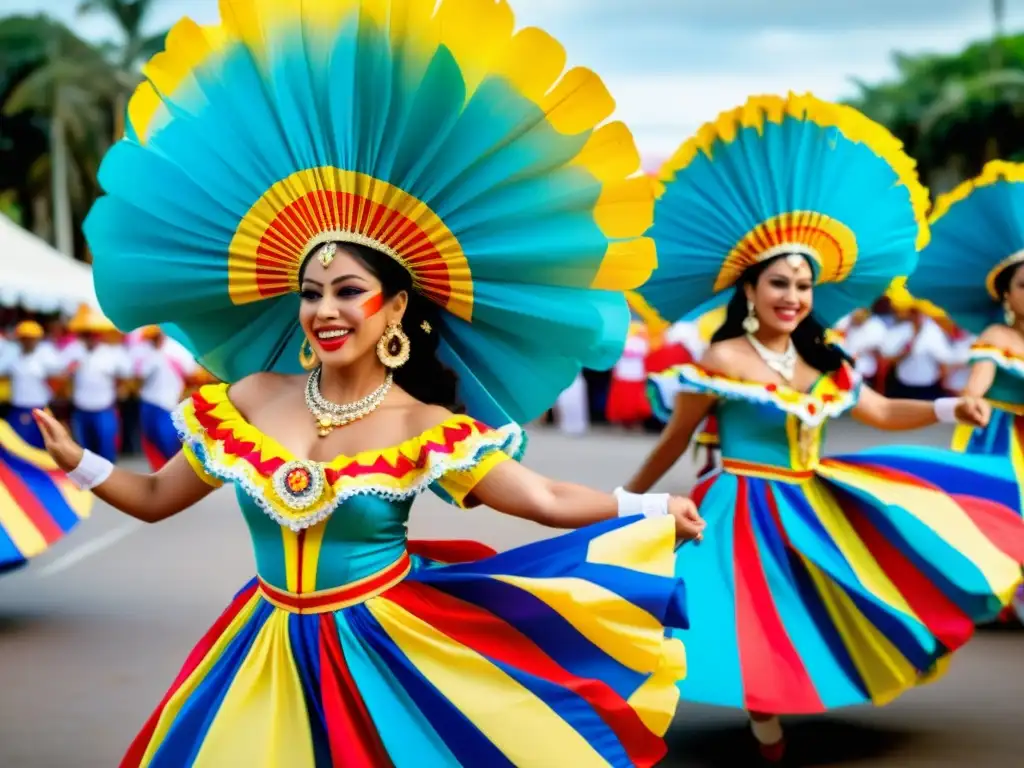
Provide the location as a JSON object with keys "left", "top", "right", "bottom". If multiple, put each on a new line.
{"left": 59, "top": 1, "right": 705, "bottom": 764}
{"left": 552, "top": 372, "right": 590, "bottom": 437}
{"left": 63, "top": 308, "right": 131, "bottom": 463}
{"left": 908, "top": 160, "right": 1024, "bottom": 621}
{"left": 133, "top": 326, "right": 197, "bottom": 470}
{"left": 629, "top": 93, "right": 1024, "bottom": 762}
{"left": 0, "top": 321, "right": 61, "bottom": 448}
{"left": 606, "top": 319, "right": 652, "bottom": 428}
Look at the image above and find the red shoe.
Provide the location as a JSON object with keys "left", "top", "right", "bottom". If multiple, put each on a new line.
{"left": 997, "top": 604, "right": 1016, "bottom": 623}
{"left": 750, "top": 715, "right": 785, "bottom": 763}
{"left": 758, "top": 738, "right": 786, "bottom": 763}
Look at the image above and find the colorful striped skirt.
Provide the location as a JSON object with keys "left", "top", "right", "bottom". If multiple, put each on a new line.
{"left": 675, "top": 446, "right": 1024, "bottom": 714}
{"left": 121, "top": 517, "right": 689, "bottom": 767}
{"left": 0, "top": 418, "right": 92, "bottom": 574}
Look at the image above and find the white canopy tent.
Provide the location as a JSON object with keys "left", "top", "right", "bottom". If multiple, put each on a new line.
{"left": 0, "top": 214, "right": 99, "bottom": 315}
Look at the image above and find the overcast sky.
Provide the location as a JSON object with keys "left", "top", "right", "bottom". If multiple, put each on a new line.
{"left": 7, "top": 0, "right": 1021, "bottom": 163}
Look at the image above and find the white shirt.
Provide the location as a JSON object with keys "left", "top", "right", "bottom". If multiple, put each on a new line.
{"left": 613, "top": 333, "right": 649, "bottom": 381}
{"left": 133, "top": 339, "right": 197, "bottom": 411}
{"left": 0, "top": 345, "right": 63, "bottom": 408}
{"left": 943, "top": 333, "right": 975, "bottom": 393}
{"left": 64, "top": 343, "right": 133, "bottom": 411}
{"left": 843, "top": 316, "right": 887, "bottom": 378}
{"left": 664, "top": 321, "right": 706, "bottom": 359}
{"left": 884, "top": 318, "right": 954, "bottom": 387}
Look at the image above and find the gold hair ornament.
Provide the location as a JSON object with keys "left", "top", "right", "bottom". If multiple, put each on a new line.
{"left": 317, "top": 242, "right": 338, "bottom": 268}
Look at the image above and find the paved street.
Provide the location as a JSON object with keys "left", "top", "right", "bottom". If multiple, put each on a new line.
{"left": 1, "top": 421, "right": 1021, "bottom": 767}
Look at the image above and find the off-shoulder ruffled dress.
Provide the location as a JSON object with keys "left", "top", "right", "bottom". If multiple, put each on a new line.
{"left": 648, "top": 363, "right": 1024, "bottom": 714}
{"left": 121, "top": 384, "right": 689, "bottom": 768}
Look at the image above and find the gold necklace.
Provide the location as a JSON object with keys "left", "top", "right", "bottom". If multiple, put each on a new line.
{"left": 305, "top": 367, "right": 393, "bottom": 437}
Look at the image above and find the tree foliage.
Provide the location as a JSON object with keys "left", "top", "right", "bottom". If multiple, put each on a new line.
{"left": 847, "top": 34, "right": 1024, "bottom": 192}
{"left": 0, "top": 3, "right": 168, "bottom": 259}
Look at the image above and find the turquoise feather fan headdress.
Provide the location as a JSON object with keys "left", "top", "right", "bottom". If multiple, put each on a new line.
{"left": 908, "top": 160, "right": 1024, "bottom": 335}
{"left": 639, "top": 93, "right": 930, "bottom": 327}
{"left": 84, "top": 0, "right": 655, "bottom": 427}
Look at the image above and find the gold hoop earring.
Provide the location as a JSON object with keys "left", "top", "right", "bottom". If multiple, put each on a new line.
{"left": 1005, "top": 301, "right": 1016, "bottom": 326}
{"left": 299, "top": 337, "right": 319, "bottom": 371}
{"left": 376, "top": 322, "right": 410, "bottom": 369}
{"left": 742, "top": 299, "right": 760, "bottom": 334}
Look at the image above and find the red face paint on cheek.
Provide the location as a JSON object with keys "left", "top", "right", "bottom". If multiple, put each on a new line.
{"left": 359, "top": 291, "right": 385, "bottom": 320}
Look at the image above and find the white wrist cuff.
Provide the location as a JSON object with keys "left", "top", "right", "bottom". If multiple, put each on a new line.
{"left": 613, "top": 487, "right": 669, "bottom": 519}
{"left": 67, "top": 449, "right": 114, "bottom": 490}
{"left": 934, "top": 397, "right": 958, "bottom": 425}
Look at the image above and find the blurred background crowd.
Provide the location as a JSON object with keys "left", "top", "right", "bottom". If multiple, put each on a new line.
{"left": 0, "top": 0, "right": 1021, "bottom": 455}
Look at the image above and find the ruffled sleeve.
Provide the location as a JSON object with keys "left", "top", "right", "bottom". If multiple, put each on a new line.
{"left": 968, "top": 344, "right": 1024, "bottom": 380}
{"left": 428, "top": 420, "right": 527, "bottom": 509}
{"left": 171, "top": 384, "right": 226, "bottom": 488}
{"left": 648, "top": 362, "right": 861, "bottom": 427}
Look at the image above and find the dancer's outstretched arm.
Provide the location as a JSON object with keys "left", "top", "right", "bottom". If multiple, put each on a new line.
{"left": 851, "top": 385, "right": 989, "bottom": 431}
{"left": 33, "top": 409, "right": 215, "bottom": 523}
{"left": 471, "top": 458, "right": 706, "bottom": 541}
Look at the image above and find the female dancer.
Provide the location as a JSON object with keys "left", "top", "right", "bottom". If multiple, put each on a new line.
{"left": 624, "top": 94, "right": 1024, "bottom": 762}
{"left": 908, "top": 160, "right": 1024, "bottom": 620}
{"left": 38, "top": 1, "right": 705, "bottom": 765}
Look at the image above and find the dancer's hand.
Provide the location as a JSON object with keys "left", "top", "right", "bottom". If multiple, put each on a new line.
{"left": 669, "top": 496, "right": 705, "bottom": 542}
{"left": 32, "top": 409, "right": 84, "bottom": 472}
{"left": 954, "top": 396, "right": 990, "bottom": 428}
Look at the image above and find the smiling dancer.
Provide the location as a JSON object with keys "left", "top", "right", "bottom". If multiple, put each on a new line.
{"left": 908, "top": 160, "right": 1024, "bottom": 622}
{"left": 39, "top": 1, "right": 708, "bottom": 765}
{"left": 624, "top": 94, "right": 1024, "bottom": 762}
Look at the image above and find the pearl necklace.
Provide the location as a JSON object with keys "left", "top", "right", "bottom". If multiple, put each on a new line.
{"left": 746, "top": 334, "right": 798, "bottom": 382}
{"left": 305, "top": 367, "right": 393, "bottom": 437}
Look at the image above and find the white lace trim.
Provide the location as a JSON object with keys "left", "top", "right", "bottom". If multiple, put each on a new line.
{"left": 172, "top": 402, "right": 525, "bottom": 531}
{"left": 969, "top": 346, "right": 1024, "bottom": 380}
{"left": 649, "top": 364, "right": 860, "bottom": 428}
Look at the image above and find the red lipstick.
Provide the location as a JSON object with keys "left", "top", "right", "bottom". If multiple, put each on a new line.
{"left": 314, "top": 327, "right": 350, "bottom": 352}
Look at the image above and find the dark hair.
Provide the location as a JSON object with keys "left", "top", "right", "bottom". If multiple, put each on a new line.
{"left": 994, "top": 261, "right": 1024, "bottom": 301}
{"left": 300, "top": 242, "right": 461, "bottom": 410}
{"left": 710, "top": 254, "right": 850, "bottom": 374}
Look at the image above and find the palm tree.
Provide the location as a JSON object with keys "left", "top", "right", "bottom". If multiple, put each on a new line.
{"left": 77, "top": 0, "right": 168, "bottom": 70}
{"left": 0, "top": 15, "right": 118, "bottom": 257}
{"left": 77, "top": 0, "right": 169, "bottom": 137}
{"left": 848, "top": 33, "right": 1024, "bottom": 192}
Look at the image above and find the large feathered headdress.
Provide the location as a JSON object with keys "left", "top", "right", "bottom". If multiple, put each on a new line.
{"left": 640, "top": 93, "right": 929, "bottom": 327}
{"left": 85, "top": 0, "right": 654, "bottom": 427}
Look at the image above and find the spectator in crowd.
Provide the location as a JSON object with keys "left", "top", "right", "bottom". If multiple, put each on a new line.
{"left": 61, "top": 308, "right": 132, "bottom": 462}
{"left": 131, "top": 326, "right": 197, "bottom": 469}
{"left": 882, "top": 308, "right": 956, "bottom": 399}
{"left": 0, "top": 321, "right": 62, "bottom": 448}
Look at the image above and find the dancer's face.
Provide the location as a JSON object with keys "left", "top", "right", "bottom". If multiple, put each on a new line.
{"left": 1005, "top": 264, "right": 1024, "bottom": 321}
{"left": 745, "top": 256, "right": 813, "bottom": 336}
{"left": 299, "top": 245, "right": 407, "bottom": 370}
